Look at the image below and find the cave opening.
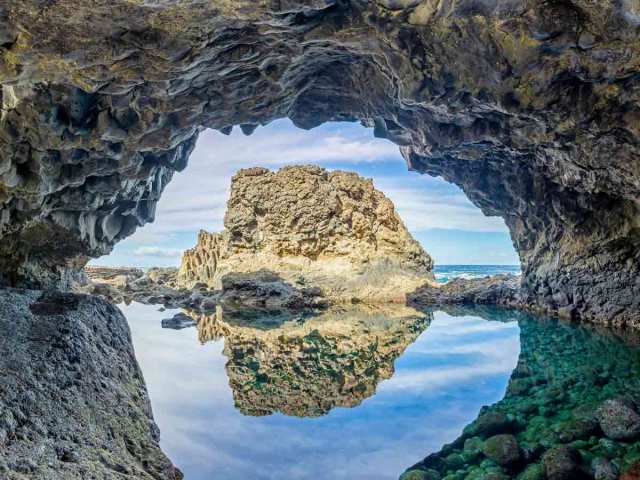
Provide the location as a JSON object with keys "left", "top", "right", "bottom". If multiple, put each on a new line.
{"left": 92, "top": 119, "right": 520, "bottom": 279}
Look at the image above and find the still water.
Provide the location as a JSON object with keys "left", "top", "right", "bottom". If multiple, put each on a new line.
{"left": 122, "top": 301, "right": 640, "bottom": 480}
{"left": 122, "top": 303, "right": 521, "bottom": 480}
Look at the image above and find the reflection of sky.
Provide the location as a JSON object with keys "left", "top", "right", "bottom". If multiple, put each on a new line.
{"left": 123, "top": 303, "right": 521, "bottom": 480}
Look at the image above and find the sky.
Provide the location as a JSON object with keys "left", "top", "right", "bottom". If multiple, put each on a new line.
{"left": 94, "top": 119, "right": 519, "bottom": 267}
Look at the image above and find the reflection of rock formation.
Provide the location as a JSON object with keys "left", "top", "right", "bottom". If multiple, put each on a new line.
{"left": 403, "top": 306, "right": 640, "bottom": 480}
{"left": 194, "top": 305, "right": 431, "bottom": 417}
{"left": 178, "top": 166, "right": 434, "bottom": 303}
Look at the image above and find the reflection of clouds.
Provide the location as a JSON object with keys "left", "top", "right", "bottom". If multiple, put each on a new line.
{"left": 121, "top": 303, "right": 520, "bottom": 480}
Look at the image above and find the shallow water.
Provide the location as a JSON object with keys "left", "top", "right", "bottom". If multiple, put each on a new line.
{"left": 122, "top": 303, "right": 640, "bottom": 480}
{"left": 123, "top": 303, "right": 521, "bottom": 480}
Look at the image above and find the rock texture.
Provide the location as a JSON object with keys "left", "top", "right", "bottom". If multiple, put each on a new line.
{"left": 408, "top": 274, "right": 521, "bottom": 307}
{"left": 84, "top": 265, "right": 328, "bottom": 313}
{"left": 178, "top": 166, "right": 434, "bottom": 303}
{"left": 194, "top": 304, "right": 431, "bottom": 417}
{"left": 0, "top": 289, "right": 181, "bottom": 479}
{"left": 0, "top": 0, "right": 639, "bottom": 326}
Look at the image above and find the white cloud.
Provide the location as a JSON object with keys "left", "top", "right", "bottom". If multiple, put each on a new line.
{"left": 133, "top": 246, "right": 184, "bottom": 258}
{"left": 372, "top": 178, "right": 508, "bottom": 233}
{"left": 191, "top": 124, "right": 401, "bottom": 169}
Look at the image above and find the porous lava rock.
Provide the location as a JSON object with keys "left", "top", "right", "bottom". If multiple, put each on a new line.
{"left": 178, "top": 165, "right": 434, "bottom": 303}
{"left": 0, "top": 288, "right": 181, "bottom": 479}
{"left": 0, "top": 0, "right": 639, "bottom": 326}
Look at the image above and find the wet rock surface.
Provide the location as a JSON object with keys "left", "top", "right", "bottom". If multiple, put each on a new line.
{"left": 403, "top": 306, "right": 640, "bottom": 480}
{"left": 0, "top": 288, "right": 181, "bottom": 479}
{"left": 161, "top": 312, "right": 197, "bottom": 330}
{"left": 178, "top": 165, "right": 434, "bottom": 303}
{"left": 596, "top": 398, "right": 640, "bottom": 442}
{"left": 1, "top": 0, "right": 638, "bottom": 325}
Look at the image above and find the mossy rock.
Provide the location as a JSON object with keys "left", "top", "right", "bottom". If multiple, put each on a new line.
{"left": 445, "top": 453, "right": 466, "bottom": 470}
{"left": 399, "top": 469, "right": 441, "bottom": 480}
{"left": 482, "top": 434, "right": 521, "bottom": 466}
{"left": 518, "top": 463, "right": 544, "bottom": 480}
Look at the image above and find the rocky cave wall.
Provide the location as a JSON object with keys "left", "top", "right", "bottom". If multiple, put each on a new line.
{"left": 0, "top": 0, "right": 639, "bottom": 325}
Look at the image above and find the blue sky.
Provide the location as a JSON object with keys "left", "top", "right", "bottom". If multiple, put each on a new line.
{"left": 95, "top": 119, "right": 519, "bottom": 267}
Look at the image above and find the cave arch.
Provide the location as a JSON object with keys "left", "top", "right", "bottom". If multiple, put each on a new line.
{"left": 0, "top": 0, "right": 639, "bottom": 326}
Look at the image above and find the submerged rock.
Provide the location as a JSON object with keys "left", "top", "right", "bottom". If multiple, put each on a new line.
{"left": 596, "top": 397, "right": 640, "bottom": 441}
{"left": 482, "top": 434, "right": 521, "bottom": 467}
{"left": 178, "top": 166, "right": 434, "bottom": 303}
{"left": 401, "top": 305, "right": 640, "bottom": 480}
{"left": 0, "top": 289, "right": 181, "bottom": 479}
{"left": 542, "top": 446, "right": 585, "bottom": 480}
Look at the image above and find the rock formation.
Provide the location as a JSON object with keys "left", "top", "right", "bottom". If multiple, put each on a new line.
{"left": 0, "top": 289, "right": 182, "bottom": 479}
{"left": 0, "top": 1, "right": 639, "bottom": 326}
{"left": 193, "top": 304, "right": 431, "bottom": 417}
{"left": 178, "top": 165, "right": 434, "bottom": 303}
{"left": 408, "top": 274, "right": 522, "bottom": 307}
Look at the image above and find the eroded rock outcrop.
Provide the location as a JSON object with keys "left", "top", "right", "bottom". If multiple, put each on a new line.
{"left": 0, "top": 289, "right": 181, "bottom": 479}
{"left": 178, "top": 165, "right": 434, "bottom": 303}
{"left": 0, "top": 0, "right": 639, "bottom": 326}
{"left": 194, "top": 304, "right": 431, "bottom": 417}
{"left": 409, "top": 274, "right": 522, "bottom": 307}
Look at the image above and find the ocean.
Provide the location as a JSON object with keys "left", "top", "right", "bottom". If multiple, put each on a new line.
{"left": 433, "top": 264, "right": 521, "bottom": 283}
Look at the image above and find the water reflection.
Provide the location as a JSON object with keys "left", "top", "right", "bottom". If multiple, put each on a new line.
{"left": 405, "top": 306, "right": 640, "bottom": 480}
{"left": 122, "top": 302, "right": 520, "bottom": 480}
{"left": 193, "top": 305, "right": 431, "bottom": 417}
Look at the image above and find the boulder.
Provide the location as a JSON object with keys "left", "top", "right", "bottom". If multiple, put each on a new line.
{"left": 161, "top": 312, "right": 197, "bottom": 330}
{"left": 542, "top": 446, "right": 586, "bottom": 480}
{"left": 482, "top": 434, "right": 521, "bottom": 466}
{"left": 0, "top": 288, "right": 181, "bottom": 479}
{"left": 596, "top": 398, "right": 640, "bottom": 441}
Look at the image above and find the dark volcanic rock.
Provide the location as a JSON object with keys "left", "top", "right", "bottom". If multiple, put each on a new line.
{"left": 219, "top": 270, "right": 328, "bottom": 311}
{"left": 0, "top": 288, "right": 181, "bottom": 479}
{"left": 482, "top": 434, "right": 521, "bottom": 467}
{"left": 542, "top": 446, "right": 585, "bottom": 480}
{"left": 161, "top": 312, "right": 197, "bottom": 330}
{"left": 0, "top": 1, "right": 639, "bottom": 326}
{"left": 408, "top": 275, "right": 520, "bottom": 307}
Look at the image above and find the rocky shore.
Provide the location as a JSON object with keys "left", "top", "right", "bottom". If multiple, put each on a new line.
{"left": 0, "top": 288, "right": 182, "bottom": 479}
{"left": 401, "top": 307, "right": 640, "bottom": 480}
{"left": 82, "top": 266, "right": 328, "bottom": 314}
